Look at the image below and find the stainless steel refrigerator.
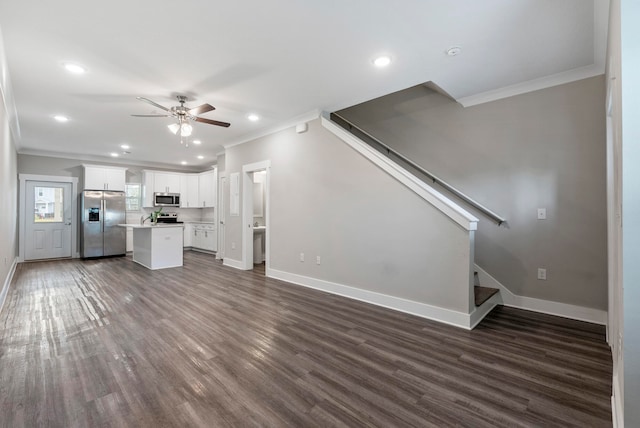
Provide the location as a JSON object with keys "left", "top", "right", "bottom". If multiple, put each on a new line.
{"left": 81, "top": 190, "right": 126, "bottom": 258}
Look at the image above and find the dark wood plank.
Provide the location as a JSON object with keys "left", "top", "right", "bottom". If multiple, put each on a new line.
{"left": 474, "top": 285, "right": 499, "bottom": 306}
{"left": 0, "top": 252, "right": 612, "bottom": 427}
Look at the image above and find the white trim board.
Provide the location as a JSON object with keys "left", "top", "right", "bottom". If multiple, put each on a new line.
{"left": 267, "top": 268, "right": 474, "bottom": 330}
{"left": 474, "top": 264, "right": 607, "bottom": 325}
{"left": 0, "top": 257, "right": 18, "bottom": 315}
{"left": 611, "top": 372, "right": 623, "bottom": 428}
{"left": 456, "top": 64, "right": 604, "bottom": 107}
{"left": 224, "top": 110, "right": 320, "bottom": 149}
{"left": 222, "top": 258, "right": 244, "bottom": 270}
{"left": 321, "top": 115, "right": 478, "bottom": 231}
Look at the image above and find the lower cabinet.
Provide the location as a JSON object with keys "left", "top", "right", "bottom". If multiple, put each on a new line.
{"left": 183, "top": 223, "right": 192, "bottom": 247}
{"left": 189, "top": 224, "right": 217, "bottom": 252}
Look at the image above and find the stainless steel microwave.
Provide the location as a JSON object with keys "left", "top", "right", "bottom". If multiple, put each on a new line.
{"left": 154, "top": 192, "right": 180, "bottom": 207}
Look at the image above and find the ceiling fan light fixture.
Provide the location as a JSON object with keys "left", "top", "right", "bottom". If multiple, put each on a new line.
{"left": 167, "top": 123, "right": 180, "bottom": 134}
{"left": 180, "top": 122, "right": 193, "bottom": 137}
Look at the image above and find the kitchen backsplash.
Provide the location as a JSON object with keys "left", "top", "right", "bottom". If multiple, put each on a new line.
{"left": 126, "top": 207, "right": 215, "bottom": 223}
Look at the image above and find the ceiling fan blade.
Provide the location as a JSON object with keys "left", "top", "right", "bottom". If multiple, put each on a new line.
{"left": 188, "top": 103, "right": 215, "bottom": 115}
{"left": 136, "top": 96, "right": 170, "bottom": 112}
{"left": 195, "top": 117, "right": 231, "bottom": 128}
{"left": 131, "top": 114, "right": 170, "bottom": 117}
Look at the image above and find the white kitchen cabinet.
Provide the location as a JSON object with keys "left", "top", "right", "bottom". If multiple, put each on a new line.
{"left": 154, "top": 172, "right": 181, "bottom": 193}
{"left": 180, "top": 174, "right": 199, "bottom": 208}
{"left": 83, "top": 165, "right": 126, "bottom": 191}
{"left": 142, "top": 170, "right": 155, "bottom": 208}
{"left": 198, "top": 169, "right": 217, "bottom": 208}
{"left": 183, "top": 223, "right": 192, "bottom": 247}
{"left": 192, "top": 224, "right": 217, "bottom": 252}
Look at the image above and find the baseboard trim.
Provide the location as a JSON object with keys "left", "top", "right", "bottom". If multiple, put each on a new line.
{"left": 474, "top": 264, "right": 607, "bottom": 325}
{"left": 612, "top": 372, "right": 623, "bottom": 428}
{"left": 469, "top": 299, "right": 500, "bottom": 330}
{"left": 268, "top": 268, "right": 472, "bottom": 329}
{"left": 0, "top": 257, "right": 18, "bottom": 315}
{"left": 223, "top": 258, "right": 245, "bottom": 270}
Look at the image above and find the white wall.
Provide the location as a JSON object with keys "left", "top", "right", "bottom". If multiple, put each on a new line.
{"left": 0, "top": 80, "right": 18, "bottom": 309}
{"left": 619, "top": 0, "right": 640, "bottom": 425}
{"left": 338, "top": 76, "right": 607, "bottom": 311}
{"left": 224, "top": 118, "right": 473, "bottom": 314}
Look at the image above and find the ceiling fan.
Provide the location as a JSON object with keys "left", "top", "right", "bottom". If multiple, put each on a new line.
{"left": 132, "top": 95, "right": 230, "bottom": 145}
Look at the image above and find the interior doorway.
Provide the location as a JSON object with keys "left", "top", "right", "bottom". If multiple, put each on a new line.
{"left": 241, "top": 160, "right": 271, "bottom": 272}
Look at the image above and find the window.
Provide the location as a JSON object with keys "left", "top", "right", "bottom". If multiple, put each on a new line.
{"left": 34, "top": 186, "right": 64, "bottom": 222}
{"left": 125, "top": 183, "right": 141, "bottom": 211}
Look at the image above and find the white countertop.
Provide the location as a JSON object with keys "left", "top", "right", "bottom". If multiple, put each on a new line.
{"left": 118, "top": 223, "right": 184, "bottom": 229}
{"left": 184, "top": 220, "right": 215, "bottom": 224}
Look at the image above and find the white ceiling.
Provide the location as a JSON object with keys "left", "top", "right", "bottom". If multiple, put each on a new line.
{"left": 0, "top": 0, "right": 608, "bottom": 169}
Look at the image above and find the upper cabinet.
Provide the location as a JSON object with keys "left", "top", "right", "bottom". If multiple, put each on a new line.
{"left": 142, "top": 168, "right": 217, "bottom": 209}
{"left": 180, "top": 174, "right": 199, "bottom": 208}
{"left": 154, "top": 172, "right": 181, "bottom": 193}
{"left": 83, "top": 165, "right": 127, "bottom": 191}
{"left": 198, "top": 169, "right": 217, "bottom": 208}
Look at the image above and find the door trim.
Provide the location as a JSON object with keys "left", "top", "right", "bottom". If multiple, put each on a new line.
{"left": 19, "top": 174, "right": 79, "bottom": 262}
{"left": 217, "top": 174, "right": 226, "bottom": 260}
{"left": 241, "top": 160, "right": 270, "bottom": 270}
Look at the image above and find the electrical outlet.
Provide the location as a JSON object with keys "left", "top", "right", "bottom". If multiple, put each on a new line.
{"left": 299, "top": 252, "right": 304, "bottom": 262}
{"left": 231, "top": 242, "right": 236, "bottom": 250}
{"left": 316, "top": 256, "right": 321, "bottom": 265}
{"left": 537, "top": 208, "right": 547, "bottom": 220}
{"left": 537, "top": 268, "right": 547, "bottom": 280}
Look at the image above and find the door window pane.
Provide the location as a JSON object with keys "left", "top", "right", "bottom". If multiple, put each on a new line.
{"left": 34, "top": 186, "right": 64, "bottom": 223}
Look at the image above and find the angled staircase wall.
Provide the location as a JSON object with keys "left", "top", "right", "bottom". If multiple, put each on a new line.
{"left": 322, "top": 114, "right": 498, "bottom": 329}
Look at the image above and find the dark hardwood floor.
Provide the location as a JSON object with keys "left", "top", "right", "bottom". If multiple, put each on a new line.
{"left": 0, "top": 252, "right": 612, "bottom": 427}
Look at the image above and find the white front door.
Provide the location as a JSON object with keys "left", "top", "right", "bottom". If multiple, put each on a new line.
{"left": 24, "top": 181, "right": 73, "bottom": 260}
{"left": 218, "top": 176, "right": 226, "bottom": 260}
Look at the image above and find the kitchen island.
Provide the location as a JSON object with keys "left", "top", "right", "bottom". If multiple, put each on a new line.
{"left": 119, "top": 224, "right": 184, "bottom": 270}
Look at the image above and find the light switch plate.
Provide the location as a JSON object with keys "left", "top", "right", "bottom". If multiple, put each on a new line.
{"left": 537, "top": 268, "right": 547, "bottom": 280}
{"left": 537, "top": 208, "right": 547, "bottom": 220}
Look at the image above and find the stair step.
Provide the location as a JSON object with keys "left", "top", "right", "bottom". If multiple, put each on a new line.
{"left": 474, "top": 286, "right": 499, "bottom": 307}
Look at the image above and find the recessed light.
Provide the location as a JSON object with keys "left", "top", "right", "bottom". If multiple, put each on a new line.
{"left": 110, "top": 152, "right": 119, "bottom": 157}
{"left": 373, "top": 56, "right": 392, "bottom": 67}
{"left": 63, "top": 63, "right": 87, "bottom": 74}
{"left": 53, "top": 115, "right": 68, "bottom": 122}
{"left": 446, "top": 46, "right": 462, "bottom": 56}
{"left": 247, "top": 114, "right": 260, "bottom": 122}
{"left": 192, "top": 140, "right": 202, "bottom": 145}
{"left": 197, "top": 155, "right": 204, "bottom": 160}
{"left": 120, "top": 144, "right": 130, "bottom": 150}
{"left": 181, "top": 161, "right": 187, "bottom": 165}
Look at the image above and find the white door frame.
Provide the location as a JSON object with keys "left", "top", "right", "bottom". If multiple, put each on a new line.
{"left": 241, "top": 160, "right": 270, "bottom": 270}
{"left": 217, "top": 174, "right": 226, "bottom": 260}
{"left": 19, "top": 174, "right": 79, "bottom": 262}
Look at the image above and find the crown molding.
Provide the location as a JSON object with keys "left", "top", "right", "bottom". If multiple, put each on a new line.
{"left": 223, "top": 109, "right": 320, "bottom": 149}
{"left": 456, "top": 64, "right": 604, "bottom": 107}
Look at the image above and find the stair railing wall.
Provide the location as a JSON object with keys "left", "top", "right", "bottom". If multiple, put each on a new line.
{"left": 330, "top": 112, "right": 506, "bottom": 226}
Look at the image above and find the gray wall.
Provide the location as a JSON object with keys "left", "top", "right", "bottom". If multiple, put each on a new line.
{"left": 338, "top": 76, "right": 607, "bottom": 310}
{"left": 0, "top": 88, "right": 18, "bottom": 302}
{"left": 224, "top": 119, "right": 473, "bottom": 313}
